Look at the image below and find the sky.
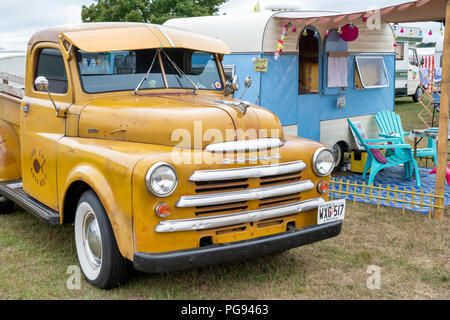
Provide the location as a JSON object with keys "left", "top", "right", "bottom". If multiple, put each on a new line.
{"left": 0, "top": 0, "right": 444, "bottom": 51}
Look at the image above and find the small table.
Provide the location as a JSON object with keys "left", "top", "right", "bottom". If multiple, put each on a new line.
{"left": 409, "top": 129, "right": 438, "bottom": 159}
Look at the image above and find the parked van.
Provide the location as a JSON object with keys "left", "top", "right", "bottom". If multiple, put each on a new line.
{"left": 165, "top": 10, "right": 397, "bottom": 170}
{"left": 393, "top": 26, "right": 424, "bottom": 102}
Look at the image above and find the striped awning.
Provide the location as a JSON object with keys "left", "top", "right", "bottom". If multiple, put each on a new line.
{"left": 278, "top": 0, "right": 446, "bottom": 26}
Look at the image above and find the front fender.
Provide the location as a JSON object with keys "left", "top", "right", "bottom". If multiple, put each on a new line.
{"left": 56, "top": 137, "right": 154, "bottom": 261}
{"left": 61, "top": 164, "right": 133, "bottom": 259}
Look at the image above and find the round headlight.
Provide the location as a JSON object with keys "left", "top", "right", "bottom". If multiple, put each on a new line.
{"left": 145, "top": 162, "right": 178, "bottom": 197}
{"left": 312, "top": 147, "right": 335, "bottom": 177}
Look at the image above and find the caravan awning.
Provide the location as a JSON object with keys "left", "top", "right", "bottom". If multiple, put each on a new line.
{"left": 278, "top": 0, "right": 446, "bottom": 26}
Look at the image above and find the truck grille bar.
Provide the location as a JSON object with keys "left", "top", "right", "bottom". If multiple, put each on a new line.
{"left": 156, "top": 197, "right": 325, "bottom": 233}
{"left": 176, "top": 180, "right": 314, "bottom": 208}
{"left": 188, "top": 160, "right": 306, "bottom": 182}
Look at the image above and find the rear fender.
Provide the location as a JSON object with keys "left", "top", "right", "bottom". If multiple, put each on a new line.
{"left": 0, "top": 119, "right": 21, "bottom": 182}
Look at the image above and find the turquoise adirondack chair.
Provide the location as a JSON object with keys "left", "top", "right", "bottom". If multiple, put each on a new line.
{"left": 375, "top": 110, "right": 437, "bottom": 165}
{"left": 347, "top": 119, "right": 421, "bottom": 187}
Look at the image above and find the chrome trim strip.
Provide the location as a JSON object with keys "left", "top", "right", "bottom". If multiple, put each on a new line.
{"left": 189, "top": 160, "right": 306, "bottom": 182}
{"left": 205, "top": 138, "right": 284, "bottom": 153}
{"left": 154, "top": 25, "right": 175, "bottom": 47}
{"left": 156, "top": 197, "right": 325, "bottom": 233}
{"left": 176, "top": 180, "right": 314, "bottom": 208}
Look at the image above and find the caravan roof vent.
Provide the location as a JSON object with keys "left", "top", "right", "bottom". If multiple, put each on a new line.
{"left": 264, "top": 3, "right": 301, "bottom": 11}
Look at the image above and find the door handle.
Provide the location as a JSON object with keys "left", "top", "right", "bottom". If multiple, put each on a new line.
{"left": 21, "top": 104, "right": 30, "bottom": 114}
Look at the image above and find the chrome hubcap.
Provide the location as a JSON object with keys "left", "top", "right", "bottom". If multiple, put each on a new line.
{"left": 82, "top": 212, "right": 102, "bottom": 268}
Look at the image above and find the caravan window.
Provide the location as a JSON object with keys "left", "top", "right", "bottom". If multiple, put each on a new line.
{"left": 395, "top": 42, "right": 405, "bottom": 60}
{"left": 223, "top": 65, "right": 236, "bottom": 82}
{"left": 355, "top": 56, "right": 389, "bottom": 89}
{"left": 408, "top": 48, "right": 419, "bottom": 66}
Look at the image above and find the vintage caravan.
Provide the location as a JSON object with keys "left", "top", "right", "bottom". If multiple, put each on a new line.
{"left": 165, "top": 10, "right": 397, "bottom": 170}
{"left": 0, "top": 51, "right": 26, "bottom": 76}
{"left": 393, "top": 26, "right": 424, "bottom": 101}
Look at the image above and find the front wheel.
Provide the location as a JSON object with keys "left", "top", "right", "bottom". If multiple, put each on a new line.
{"left": 74, "top": 190, "right": 131, "bottom": 289}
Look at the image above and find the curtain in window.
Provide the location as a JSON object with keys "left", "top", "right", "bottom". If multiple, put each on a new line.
{"left": 327, "top": 56, "right": 348, "bottom": 88}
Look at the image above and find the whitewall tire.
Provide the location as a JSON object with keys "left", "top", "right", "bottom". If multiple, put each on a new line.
{"left": 74, "top": 190, "right": 131, "bottom": 289}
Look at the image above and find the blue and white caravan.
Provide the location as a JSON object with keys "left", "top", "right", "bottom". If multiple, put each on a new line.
{"left": 165, "top": 8, "right": 397, "bottom": 170}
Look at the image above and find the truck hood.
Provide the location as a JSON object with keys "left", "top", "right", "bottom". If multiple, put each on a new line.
{"left": 77, "top": 93, "right": 284, "bottom": 150}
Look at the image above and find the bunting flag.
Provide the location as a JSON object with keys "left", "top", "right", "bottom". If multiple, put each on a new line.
{"left": 254, "top": 1, "right": 260, "bottom": 13}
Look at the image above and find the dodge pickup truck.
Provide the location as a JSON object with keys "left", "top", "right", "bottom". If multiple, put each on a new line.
{"left": 0, "top": 23, "right": 344, "bottom": 289}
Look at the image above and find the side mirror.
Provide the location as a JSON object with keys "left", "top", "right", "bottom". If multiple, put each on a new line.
{"left": 226, "top": 75, "right": 240, "bottom": 95}
{"left": 34, "top": 76, "right": 49, "bottom": 91}
{"left": 244, "top": 76, "right": 252, "bottom": 89}
{"left": 34, "top": 76, "right": 65, "bottom": 118}
{"left": 239, "top": 76, "right": 252, "bottom": 100}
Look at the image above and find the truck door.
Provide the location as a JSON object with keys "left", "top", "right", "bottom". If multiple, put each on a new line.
{"left": 20, "top": 44, "right": 71, "bottom": 211}
{"left": 408, "top": 47, "right": 420, "bottom": 95}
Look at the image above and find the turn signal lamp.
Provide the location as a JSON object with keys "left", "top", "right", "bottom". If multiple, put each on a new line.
{"left": 317, "top": 181, "right": 330, "bottom": 194}
{"left": 155, "top": 203, "right": 171, "bottom": 218}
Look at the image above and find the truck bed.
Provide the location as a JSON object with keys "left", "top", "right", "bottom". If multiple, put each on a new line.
{"left": 0, "top": 72, "right": 23, "bottom": 128}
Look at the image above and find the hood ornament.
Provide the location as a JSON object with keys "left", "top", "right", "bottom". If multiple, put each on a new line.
{"left": 215, "top": 100, "right": 251, "bottom": 115}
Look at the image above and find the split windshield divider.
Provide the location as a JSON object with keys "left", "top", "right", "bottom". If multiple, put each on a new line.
{"left": 133, "top": 48, "right": 198, "bottom": 95}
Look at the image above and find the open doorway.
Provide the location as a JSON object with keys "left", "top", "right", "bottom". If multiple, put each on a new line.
{"left": 298, "top": 27, "right": 320, "bottom": 95}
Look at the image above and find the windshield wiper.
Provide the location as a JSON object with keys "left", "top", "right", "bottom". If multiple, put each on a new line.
{"left": 133, "top": 49, "right": 160, "bottom": 95}
{"left": 160, "top": 49, "right": 198, "bottom": 92}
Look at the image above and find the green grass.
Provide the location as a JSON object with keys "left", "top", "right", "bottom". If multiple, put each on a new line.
{"left": 0, "top": 203, "right": 448, "bottom": 300}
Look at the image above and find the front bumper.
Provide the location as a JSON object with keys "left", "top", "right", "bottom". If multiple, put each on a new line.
{"left": 133, "top": 220, "right": 342, "bottom": 273}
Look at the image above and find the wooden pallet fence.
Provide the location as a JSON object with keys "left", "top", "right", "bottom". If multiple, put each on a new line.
{"left": 329, "top": 178, "right": 445, "bottom": 217}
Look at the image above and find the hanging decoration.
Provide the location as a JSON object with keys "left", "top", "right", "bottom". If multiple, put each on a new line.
{"left": 419, "top": 30, "right": 423, "bottom": 37}
{"left": 440, "top": 24, "right": 444, "bottom": 35}
{"left": 337, "top": 26, "right": 343, "bottom": 35}
{"left": 274, "top": 23, "right": 292, "bottom": 60}
{"left": 429, "top": 29, "right": 433, "bottom": 36}
{"left": 400, "top": 27, "right": 404, "bottom": 33}
{"left": 325, "top": 29, "right": 330, "bottom": 38}
{"left": 339, "top": 23, "right": 359, "bottom": 42}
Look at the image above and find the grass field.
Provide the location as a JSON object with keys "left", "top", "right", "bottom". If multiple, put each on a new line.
{"left": 0, "top": 98, "right": 448, "bottom": 300}
{"left": 0, "top": 203, "right": 448, "bottom": 300}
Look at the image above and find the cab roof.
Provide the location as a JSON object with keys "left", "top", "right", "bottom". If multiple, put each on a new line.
{"left": 28, "top": 22, "right": 231, "bottom": 54}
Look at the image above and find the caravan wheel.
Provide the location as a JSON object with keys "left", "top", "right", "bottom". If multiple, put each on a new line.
{"left": 331, "top": 144, "right": 344, "bottom": 173}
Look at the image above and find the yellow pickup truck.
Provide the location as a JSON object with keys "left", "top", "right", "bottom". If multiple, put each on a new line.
{"left": 0, "top": 23, "right": 344, "bottom": 289}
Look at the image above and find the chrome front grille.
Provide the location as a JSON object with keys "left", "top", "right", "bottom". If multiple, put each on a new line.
{"left": 155, "top": 161, "right": 323, "bottom": 233}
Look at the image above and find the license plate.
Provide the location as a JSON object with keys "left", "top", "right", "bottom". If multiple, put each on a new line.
{"left": 318, "top": 199, "right": 346, "bottom": 225}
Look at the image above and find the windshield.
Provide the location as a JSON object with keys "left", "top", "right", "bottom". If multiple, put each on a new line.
{"left": 76, "top": 48, "right": 224, "bottom": 93}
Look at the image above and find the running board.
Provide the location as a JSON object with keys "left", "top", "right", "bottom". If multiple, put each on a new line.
{"left": 0, "top": 180, "right": 60, "bottom": 225}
